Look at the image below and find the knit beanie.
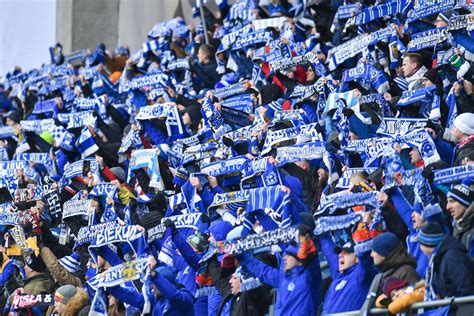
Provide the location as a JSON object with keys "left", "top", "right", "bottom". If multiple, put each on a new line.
{"left": 371, "top": 232, "right": 400, "bottom": 257}
{"left": 59, "top": 252, "right": 81, "bottom": 273}
{"left": 447, "top": 181, "right": 474, "bottom": 207}
{"left": 453, "top": 113, "right": 474, "bottom": 136}
{"left": 209, "top": 220, "right": 233, "bottom": 241}
{"left": 382, "top": 277, "right": 408, "bottom": 296}
{"left": 55, "top": 285, "right": 77, "bottom": 305}
{"left": 418, "top": 223, "right": 444, "bottom": 247}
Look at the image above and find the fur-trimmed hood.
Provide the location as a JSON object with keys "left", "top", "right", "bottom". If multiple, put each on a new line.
{"left": 62, "top": 287, "right": 90, "bottom": 316}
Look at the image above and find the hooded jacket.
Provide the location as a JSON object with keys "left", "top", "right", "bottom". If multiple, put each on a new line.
{"left": 320, "top": 234, "right": 377, "bottom": 314}
{"left": 376, "top": 245, "right": 420, "bottom": 289}
{"left": 453, "top": 135, "right": 474, "bottom": 166}
{"left": 61, "top": 288, "right": 90, "bottom": 316}
{"left": 239, "top": 252, "right": 322, "bottom": 316}
{"left": 429, "top": 235, "right": 474, "bottom": 299}
{"left": 40, "top": 247, "right": 82, "bottom": 288}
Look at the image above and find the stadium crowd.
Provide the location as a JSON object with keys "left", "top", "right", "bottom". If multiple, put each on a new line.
{"left": 0, "top": 0, "right": 474, "bottom": 315}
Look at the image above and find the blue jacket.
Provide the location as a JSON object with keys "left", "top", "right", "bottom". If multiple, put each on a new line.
{"left": 239, "top": 252, "right": 322, "bottom": 316}
{"left": 320, "top": 234, "right": 377, "bottom": 314}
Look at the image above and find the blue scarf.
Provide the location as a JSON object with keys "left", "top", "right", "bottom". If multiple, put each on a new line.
{"left": 377, "top": 118, "right": 428, "bottom": 136}
{"left": 201, "top": 156, "right": 249, "bottom": 177}
{"left": 314, "top": 212, "right": 362, "bottom": 235}
{"left": 353, "top": 0, "right": 412, "bottom": 26}
{"left": 20, "top": 118, "right": 55, "bottom": 133}
{"left": 128, "top": 149, "right": 164, "bottom": 190}
{"left": 407, "top": 28, "right": 448, "bottom": 52}
{"left": 261, "top": 123, "right": 323, "bottom": 155}
{"left": 32, "top": 99, "right": 57, "bottom": 115}
{"left": 407, "top": 0, "right": 455, "bottom": 23}
{"left": 328, "top": 26, "right": 392, "bottom": 70}
{"left": 214, "top": 82, "right": 246, "bottom": 99}
{"left": 274, "top": 141, "right": 326, "bottom": 166}
{"left": 397, "top": 86, "right": 436, "bottom": 107}
{"left": 63, "top": 198, "right": 91, "bottom": 219}
{"left": 433, "top": 165, "right": 474, "bottom": 185}
{"left": 232, "top": 30, "right": 273, "bottom": 51}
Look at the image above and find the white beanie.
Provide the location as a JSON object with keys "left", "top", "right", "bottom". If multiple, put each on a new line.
{"left": 454, "top": 113, "right": 474, "bottom": 136}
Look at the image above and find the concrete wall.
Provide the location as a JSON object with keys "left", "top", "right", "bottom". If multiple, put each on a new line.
{"left": 56, "top": 0, "right": 197, "bottom": 54}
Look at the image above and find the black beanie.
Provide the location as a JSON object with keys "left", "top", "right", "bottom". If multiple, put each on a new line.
{"left": 24, "top": 252, "right": 47, "bottom": 272}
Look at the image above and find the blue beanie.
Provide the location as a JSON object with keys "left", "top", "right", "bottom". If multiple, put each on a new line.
{"left": 418, "top": 223, "right": 444, "bottom": 247}
{"left": 285, "top": 244, "right": 299, "bottom": 258}
{"left": 209, "top": 220, "right": 234, "bottom": 241}
{"left": 156, "top": 266, "right": 178, "bottom": 284}
{"left": 372, "top": 232, "right": 400, "bottom": 257}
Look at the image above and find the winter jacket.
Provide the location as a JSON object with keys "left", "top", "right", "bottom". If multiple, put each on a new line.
{"left": 320, "top": 234, "right": 377, "bottom": 314}
{"left": 452, "top": 135, "right": 474, "bottom": 166}
{"left": 239, "top": 252, "right": 322, "bottom": 316}
{"left": 23, "top": 273, "right": 55, "bottom": 295}
{"left": 375, "top": 245, "right": 420, "bottom": 290}
{"left": 375, "top": 282, "right": 425, "bottom": 314}
{"left": 453, "top": 202, "right": 474, "bottom": 257}
{"left": 40, "top": 247, "right": 82, "bottom": 287}
{"left": 61, "top": 288, "right": 90, "bottom": 316}
{"left": 207, "top": 258, "right": 272, "bottom": 316}
{"left": 429, "top": 235, "right": 474, "bottom": 299}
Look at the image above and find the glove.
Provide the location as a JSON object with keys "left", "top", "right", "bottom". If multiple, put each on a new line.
{"left": 342, "top": 107, "right": 355, "bottom": 118}
{"left": 221, "top": 253, "right": 235, "bottom": 270}
{"left": 297, "top": 235, "right": 317, "bottom": 262}
{"left": 163, "top": 219, "right": 177, "bottom": 235}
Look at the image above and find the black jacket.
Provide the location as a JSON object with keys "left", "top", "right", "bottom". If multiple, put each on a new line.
{"left": 431, "top": 235, "right": 474, "bottom": 298}
{"left": 208, "top": 259, "right": 272, "bottom": 316}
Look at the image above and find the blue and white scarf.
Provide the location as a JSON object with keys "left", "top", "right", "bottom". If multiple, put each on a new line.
{"left": 336, "top": 167, "right": 378, "bottom": 189}
{"left": 0, "top": 126, "right": 16, "bottom": 139}
{"left": 352, "top": 0, "right": 412, "bottom": 26}
{"left": 270, "top": 52, "right": 327, "bottom": 76}
{"left": 407, "top": 28, "right": 448, "bottom": 52}
{"left": 433, "top": 165, "right": 474, "bottom": 185}
{"left": 89, "top": 224, "right": 146, "bottom": 264}
{"left": 120, "top": 71, "right": 169, "bottom": 93}
{"left": 232, "top": 30, "right": 273, "bottom": 51}
{"left": 220, "top": 94, "right": 254, "bottom": 114}
{"left": 318, "top": 191, "right": 380, "bottom": 215}
{"left": 397, "top": 86, "right": 436, "bottom": 107}
{"left": 57, "top": 111, "right": 95, "bottom": 129}
{"left": 20, "top": 118, "right": 55, "bottom": 133}
{"left": 274, "top": 141, "right": 326, "bottom": 166}
{"left": 118, "top": 129, "right": 143, "bottom": 154}
{"left": 32, "top": 99, "right": 57, "bottom": 115}
{"left": 377, "top": 118, "right": 428, "bottom": 136}
{"left": 398, "top": 129, "right": 441, "bottom": 165}
{"left": 201, "top": 156, "right": 248, "bottom": 177}
{"left": 89, "top": 183, "right": 117, "bottom": 197}
{"left": 63, "top": 198, "right": 91, "bottom": 219}
{"left": 314, "top": 212, "right": 362, "bottom": 235}
{"left": 213, "top": 81, "right": 246, "bottom": 99}
{"left": 407, "top": 0, "right": 455, "bottom": 23}
{"left": 261, "top": 123, "right": 323, "bottom": 155}
{"left": 76, "top": 127, "right": 99, "bottom": 159}
{"left": 128, "top": 149, "right": 164, "bottom": 190}
{"left": 75, "top": 221, "right": 119, "bottom": 246}
{"left": 328, "top": 26, "right": 392, "bottom": 70}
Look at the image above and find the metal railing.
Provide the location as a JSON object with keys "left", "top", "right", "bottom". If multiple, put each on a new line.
{"left": 323, "top": 295, "right": 474, "bottom": 316}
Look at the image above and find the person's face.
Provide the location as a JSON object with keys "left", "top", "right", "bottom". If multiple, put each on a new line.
{"left": 317, "top": 168, "right": 329, "bottom": 185}
{"left": 409, "top": 147, "right": 422, "bottom": 165}
{"left": 197, "top": 48, "right": 207, "bottom": 64}
{"left": 420, "top": 244, "right": 434, "bottom": 257}
{"left": 5, "top": 118, "right": 15, "bottom": 127}
{"left": 306, "top": 67, "right": 316, "bottom": 82}
{"left": 283, "top": 254, "right": 301, "bottom": 273}
{"left": 370, "top": 251, "right": 385, "bottom": 266}
{"left": 451, "top": 127, "right": 465, "bottom": 143}
{"left": 402, "top": 57, "right": 417, "bottom": 78}
{"left": 229, "top": 274, "right": 241, "bottom": 295}
{"left": 446, "top": 197, "right": 468, "bottom": 220}
{"left": 349, "top": 131, "right": 359, "bottom": 141}
{"left": 390, "top": 287, "right": 407, "bottom": 301}
{"left": 434, "top": 18, "right": 448, "bottom": 28}
{"left": 54, "top": 301, "right": 66, "bottom": 313}
{"left": 411, "top": 211, "right": 427, "bottom": 229}
{"left": 338, "top": 251, "right": 357, "bottom": 272}
{"left": 422, "top": 77, "right": 434, "bottom": 88}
